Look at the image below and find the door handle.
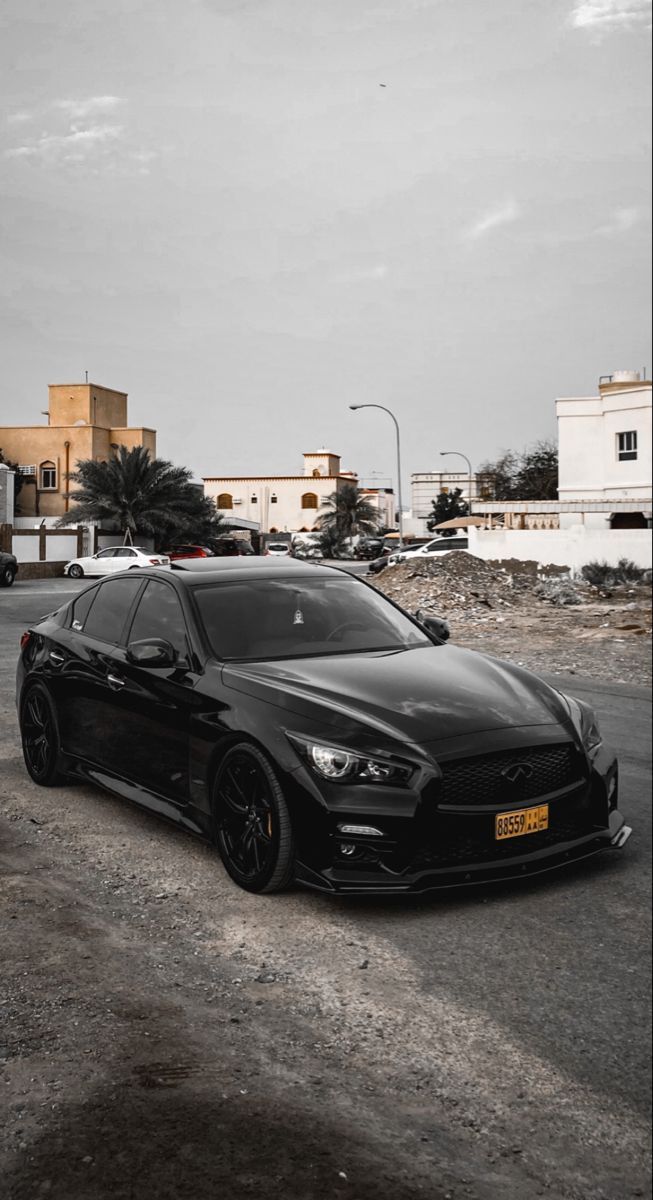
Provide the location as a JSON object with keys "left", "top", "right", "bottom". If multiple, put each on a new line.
{"left": 49, "top": 650, "right": 65, "bottom": 667}
{"left": 107, "top": 674, "right": 126, "bottom": 690}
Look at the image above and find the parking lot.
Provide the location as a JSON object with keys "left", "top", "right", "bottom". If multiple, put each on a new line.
{"left": 1, "top": 580, "right": 651, "bottom": 1200}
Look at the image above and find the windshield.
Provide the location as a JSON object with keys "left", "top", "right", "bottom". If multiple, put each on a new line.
{"left": 193, "top": 577, "right": 430, "bottom": 661}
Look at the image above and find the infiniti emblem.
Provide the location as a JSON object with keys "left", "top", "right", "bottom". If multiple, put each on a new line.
{"left": 502, "top": 762, "right": 534, "bottom": 784}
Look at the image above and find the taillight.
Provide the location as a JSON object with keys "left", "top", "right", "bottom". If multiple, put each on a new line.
{"left": 149, "top": 558, "right": 161, "bottom": 565}
{"left": 20, "top": 631, "right": 32, "bottom": 651}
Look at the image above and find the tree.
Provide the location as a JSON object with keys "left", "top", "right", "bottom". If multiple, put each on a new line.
{"left": 0, "top": 448, "right": 26, "bottom": 511}
{"left": 426, "top": 488, "right": 469, "bottom": 535}
{"left": 58, "top": 445, "right": 227, "bottom": 547}
{"left": 478, "top": 440, "right": 558, "bottom": 501}
{"left": 314, "top": 483, "right": 382, "bottom": 543}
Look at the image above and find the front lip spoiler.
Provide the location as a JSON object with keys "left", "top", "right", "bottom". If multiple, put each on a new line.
{"left": 611, "top": 823, "right": 632, "bottom": 849}
{"left": 295, "top": 814, "right": 633, "bottom": 895}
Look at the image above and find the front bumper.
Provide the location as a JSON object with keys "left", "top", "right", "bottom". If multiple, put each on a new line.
{"left": 295, "top": 809, "right": 632, "bottom": 894}
{"left": 287, "top": 736, "right": 631, "bottom": 895}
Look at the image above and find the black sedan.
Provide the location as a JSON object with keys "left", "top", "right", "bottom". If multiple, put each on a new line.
{"left": 16, "top": 559, "right": 631, "bottom": 895}
{"left": 1, "top": 548, "right": 18, "bottom": 587}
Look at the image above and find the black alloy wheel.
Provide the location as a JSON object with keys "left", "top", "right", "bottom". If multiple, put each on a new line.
{"left": 213, "top": 744, "right": 294, "bottom": 893}
{"left": 68, "top": 564, "right": 84, "bottom": 578}
{"left": 0, "top": 565, "right": 15, "bottom": 587}
{"left": 20, "top": 684, "right": 65, "bottom": 786}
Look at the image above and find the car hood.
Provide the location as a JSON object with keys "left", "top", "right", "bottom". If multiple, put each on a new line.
{"left": 223, "top": 644, "right": 571, "bottom": 743}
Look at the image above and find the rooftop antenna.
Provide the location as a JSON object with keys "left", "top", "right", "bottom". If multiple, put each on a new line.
{"left": 85, "top": 370, "right": 88, "bottom": 383}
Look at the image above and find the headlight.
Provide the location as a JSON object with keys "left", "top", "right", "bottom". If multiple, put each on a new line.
{"left": 563, "top": 695, "right": 603, "bottom": 753}
{"left": 288, "top": 735, "right": 413, "bottom": 786}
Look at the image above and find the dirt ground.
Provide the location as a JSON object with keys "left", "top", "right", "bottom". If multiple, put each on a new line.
{"left": 372, "top": 554, "right": 652, "bottom": 687}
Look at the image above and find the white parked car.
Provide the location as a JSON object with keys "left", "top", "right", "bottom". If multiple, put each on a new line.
{"left": 63, "top": 546, "right": 171, "bottom": 578}
{"left": 264, "top": 542, "right": 293, "bottom": 557}
{"left": 389, "top": 536, "right": 469, "bottom": 566}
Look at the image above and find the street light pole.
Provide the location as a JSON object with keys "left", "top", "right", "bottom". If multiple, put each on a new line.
{"left": 350, "top": 404, "right": 404, "bottom": 546}
{"left": 440, "top": 450, "right": 473, "bottom": 517}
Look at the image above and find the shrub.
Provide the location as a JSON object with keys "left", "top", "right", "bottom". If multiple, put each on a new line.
{"left": 581, "top": 559, "right": 646, "bottom": 588}
{"left": 580, "top": 561, "right": 614, "bottom": 587}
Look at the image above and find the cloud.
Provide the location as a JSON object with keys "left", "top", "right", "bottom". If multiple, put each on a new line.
{"left": 54, "top": 95, "right": 125, "bottom": 120}
{"left": 336, "top": 264, "right": 389, "bottom": 283}
{"left": 6, "top": 124, "right": 125, "bottom": 164}
{"left": 595, "top": 206, "right": 644, "bottom": 235}
{"left": 569, "top": 0, "right": 652, "bottom": 34}
{"left": 4, "top": 96, "right": 157, "bottom": 173}
{"left": 463, "top": 200, "right": 522, "bottom": 243}
{"left": 6, "top": 111, "right": 33, "bottom": 125}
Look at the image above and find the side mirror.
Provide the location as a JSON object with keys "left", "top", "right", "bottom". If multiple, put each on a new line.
{"left": 416, "top": 611, "right": 450, "bottom": 642}
{"left": 126, "top": 638, "right": 178, "bottom": 668}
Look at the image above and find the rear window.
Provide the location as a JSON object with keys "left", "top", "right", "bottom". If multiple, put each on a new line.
{"left": 69, "top": 585, "right": 99, "bottom": 632}
{"left": 82, "top": 576, "right": 143, "bottom": 645}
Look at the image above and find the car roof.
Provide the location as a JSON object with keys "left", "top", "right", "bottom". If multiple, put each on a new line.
{"left": 158, "top": 558, "right": 347, "bottom": 583}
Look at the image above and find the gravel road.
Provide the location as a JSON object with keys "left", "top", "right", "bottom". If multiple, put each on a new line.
{"left": 1, "top": 582, "right": 651, "bottom": 1200}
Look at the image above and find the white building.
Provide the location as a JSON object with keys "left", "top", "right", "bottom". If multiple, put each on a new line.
{"left": 556, "top": 371, "right": 651, "bottom": 519}
{"left": 411, "top": 471, "right": 482, "bottom": 531}
{"left": 204, "top": 450, "right": 360, "bottom": 535}
{"left": 469, "top": 371, "right": 652, "bottom": 571}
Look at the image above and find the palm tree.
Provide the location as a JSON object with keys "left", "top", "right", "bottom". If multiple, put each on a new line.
{"left": 59, "top": 445, "right": 226, "bottom": 546}
{"left": 314, "top": 483, "right": 381, "bottom": 546}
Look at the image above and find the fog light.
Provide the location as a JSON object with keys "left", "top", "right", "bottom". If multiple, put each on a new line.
{"left": 338, "top": 824, "right": 384, "bottom": 837}
{"left": 340, "top": 843, "right": 356, "bottom": 856}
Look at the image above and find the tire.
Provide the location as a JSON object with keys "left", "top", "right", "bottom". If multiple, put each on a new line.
{"left": 0, "top": 565, "right": 16, "bottom": 587}
{"left": 20, "top": 683, "right": 66, "bottom": 786}
{"left": 68, "top": 564, "right": 84, "bottom": 579}
{"left": 212, "top": 743, "right": 295, "bottom": 894}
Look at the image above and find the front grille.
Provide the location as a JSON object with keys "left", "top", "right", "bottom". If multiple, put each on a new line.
{"left": 412, "top": 811, "right": 599, "bottom": 871}
{"left": 438, "top": 743, "right": 586, "bottom": 808}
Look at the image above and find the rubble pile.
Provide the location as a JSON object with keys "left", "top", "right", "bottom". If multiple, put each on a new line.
{"left": 371, "top": 549, "right": 652, "bottom": 686}
{"left": 373, "top": 551, "right": 539, "bottom": 617}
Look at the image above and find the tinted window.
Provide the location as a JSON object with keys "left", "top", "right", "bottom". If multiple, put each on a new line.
{"left": 127, "top": 580, "right": 189, "bottom": 659}
{"left": 115, "top": 547, "right": 137, "bottom": 558}
{"left": 193, "top": 577, "right": 430, "bottom": 661}
{"left": 83, "top": 577, "right": 143, "bottom": 645}
{"left": 96, "top": 548, "right": 119, "bottom": 559}
{"left": 70, "top": 585, "right": 99, "bottom": 632}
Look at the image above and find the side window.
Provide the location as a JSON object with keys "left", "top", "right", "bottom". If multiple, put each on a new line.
{"left": 115, "top": 548, "right": 137, "bottom": 558}
{"left": 83, "top": 577, "right": 143, "bottom": 645}
{"left": 127, "top": 581, "right": 189, "bottom": 660}
{"left": 96, "top": 548, "right": 118, "bottom": 559}
{"left": 69, "top": 585, "right": 99, "bottom": 632}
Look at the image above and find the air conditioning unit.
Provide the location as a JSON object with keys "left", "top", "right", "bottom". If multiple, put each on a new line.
{"left": 233, "top": 498, "right": 242, "bottom": 505}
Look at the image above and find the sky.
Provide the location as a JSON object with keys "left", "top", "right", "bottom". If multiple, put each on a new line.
{"left": 1, "top": 0, "right": 651, "bottom": 494}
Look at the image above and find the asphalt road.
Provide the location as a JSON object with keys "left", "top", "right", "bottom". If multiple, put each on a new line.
{"left": 1, "top": 581, "right": 651, "bottom": 1200}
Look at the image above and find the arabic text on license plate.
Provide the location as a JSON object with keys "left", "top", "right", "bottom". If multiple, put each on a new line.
{"left": 495, "top": 805, "right": 549, "bottom": 841}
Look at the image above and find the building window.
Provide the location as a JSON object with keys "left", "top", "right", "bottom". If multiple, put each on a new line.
{"left": 617, "top": 432, "right": 638, "bottom": 462}
{"left": 217, "top": 493, "right": 233, "bottom": 509}
{"left": 270, "top": 493, "right": 278, "bottom": 504}
{"left": 250, "top": 494, "right": 258, "bottom": 504}
{"left": 301, "top": 492, "right": 318, "bottom": 509}
{"left": 39, "top": 461, "right": 57, "bottom": 490}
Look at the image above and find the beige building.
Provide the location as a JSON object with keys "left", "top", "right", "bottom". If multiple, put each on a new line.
{"left": 203, "top": 450, "right": 360, "bottom": 534}
{"left": 0, "top": 382, "right": 156, "bottom": 518}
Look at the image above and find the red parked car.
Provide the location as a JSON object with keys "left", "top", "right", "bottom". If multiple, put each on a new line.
{"left": 164, "top": 545, "right": 216, "bottom": 561}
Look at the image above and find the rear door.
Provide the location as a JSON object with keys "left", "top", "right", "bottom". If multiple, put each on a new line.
{"left": 49, "top": 575, "right": 145, "bottom": 766}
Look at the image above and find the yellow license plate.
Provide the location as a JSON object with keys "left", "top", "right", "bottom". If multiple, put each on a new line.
{"left": 495, "top": 805, "right": 549, "bottom": 841}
